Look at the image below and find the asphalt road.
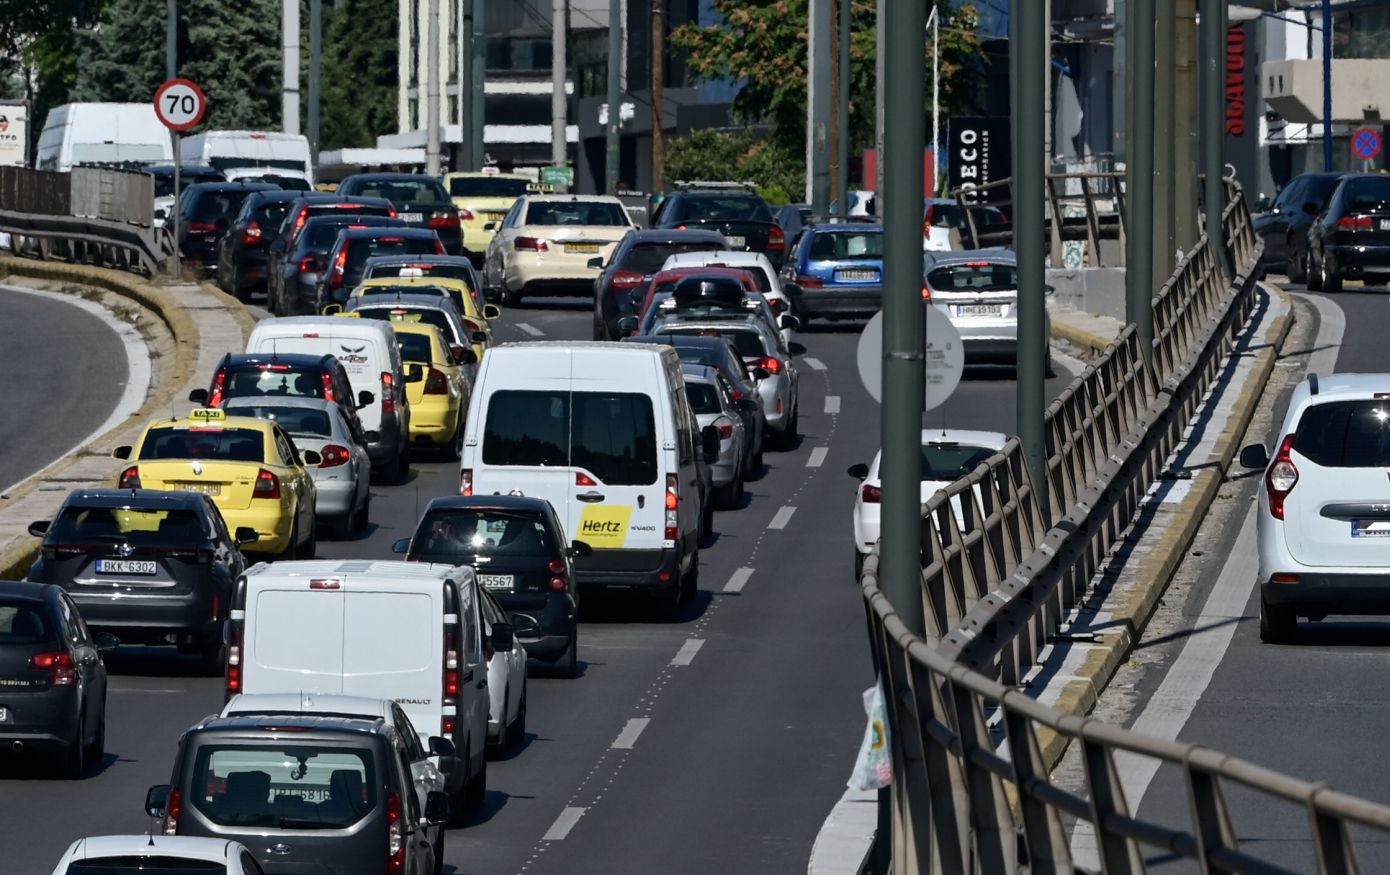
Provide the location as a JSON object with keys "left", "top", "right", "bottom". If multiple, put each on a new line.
{"left": 0, "top": 287, "right": 128, "bottom": 492}
{"left": 0, "top": 293, "right": 1077, "bottom": 874}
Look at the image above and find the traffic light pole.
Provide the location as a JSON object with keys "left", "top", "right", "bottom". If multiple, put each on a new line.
{"left": 1014, "top": 0, "right": 1047, "bottom": 507}
{"left": 605, "top": 0, "right": 621, "bottom": 193}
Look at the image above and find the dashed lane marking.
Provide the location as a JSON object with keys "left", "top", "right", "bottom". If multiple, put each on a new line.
{"left": 611, "top": 717, "right": 651, "bottom": 750}
{"left": 670, "top": 638, "right": 705, "bottom": 666}
{"left": 724, "top": 567, "right": 754, "bottom": 593}
{"left": 806, "top": 447, "right": 828, "bottom": 468}
{"left": 768, "top": 505, "right": 797, "bottom": 530}
{"left": 517, "top": 322, "right": 544, "bottom": 336}
{"left": 824, "top": 395, "right": 841, "bottom": 414}
{"left": 805, "top": 357, "right": 827, "bottom": 371}
{"left": 542, "top": 806, "right": 586, "bottom": 841}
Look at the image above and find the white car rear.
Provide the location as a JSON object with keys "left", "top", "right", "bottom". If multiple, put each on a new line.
{"left": 480, "top": 589, "right": 527, "bottom": 751}
{"left": 49, "top": 836, "right": 257, "bottom": 875}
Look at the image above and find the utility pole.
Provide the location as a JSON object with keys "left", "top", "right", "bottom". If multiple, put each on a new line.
{"left": 930, "top": 4, "right": 939, "bottom": 196}
{"left": 426, "top": 0, "right": 441, "bottom": 175}
{"left": 551, "top": 0, "right": 567, "bottom": 177}
{"left": 166, "top": 0, "right": 176, "bottom": 79}
{"left": 605, "top": 0, "right": 621, "bottom": 194}
{"left": 836, "top": 0, "right": 850, "bottom": 216}
{"left": 808, "top": 0, "right": 831, "bottom": 215}
{"left": 1201, "top": 0, "right": 1227, "bottom": 273}
{"left": 1124, "top": 0, "right": 1155, "bottom": 361}
{"left": 651, "top": 1, "right": 665, "bottom": 194}
{"left": 1014, "top": 0, "right": 1047, "bottom": 507}
{"left": 830, "top": 3, "right": 840, "bottom": 214}
{"left": 471, "top": 0, "right": 486, "bottom": 167}
{"left": 282, "top": 0, "right": 300, "bottom": 134}
{"left": 873, "top": 0, "right": 884, "bottom": 204}
{"left": 1322, "top": 0, "right": 1333, "bottom": 171}
{"left": 461, "top": 0, "right": 473, "bottom": 170}
{"left": 1173, "top": 0, "right": 1198, "bottom": 251}
{"left": 308, "top": 0, "right": 321, "bottom": 167}
{"left": 1153, "top": 1, "right": 1175, "bottom": 276}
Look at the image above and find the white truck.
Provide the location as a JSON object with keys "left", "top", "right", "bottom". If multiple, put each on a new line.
{"left": 35, "top": 103, "right": 172, "bottom": 172}
{"left": 180, "top": 129, "right": 314, "bottom": 187}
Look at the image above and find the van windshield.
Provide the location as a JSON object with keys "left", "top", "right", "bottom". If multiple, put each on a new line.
{"left": 482, "top": 390, "right": 658, "bottom": 485}
{"left": 188, "top": 744, "right": 376, "bottom": 829}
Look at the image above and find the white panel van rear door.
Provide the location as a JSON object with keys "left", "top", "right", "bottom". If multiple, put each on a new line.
{"left": 341, "top": 582, "right": 442, "bottom": 744}
{"left": 244, "top": 577, "right": 345, "bottom": 694}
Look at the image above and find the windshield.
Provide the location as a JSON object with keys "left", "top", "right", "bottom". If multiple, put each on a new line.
{"left": 685, "top": 382, "right": 723, "bottom": 415}
{"left": 0, "top": 601, "right": 56, "bottom": 646}
{"left": 184, "top": 190, "right": 256, "bottom": 223}
{"left": 65, "top": 859, "right": 225, "bottom": 874}
{"left": 1344, "top": 177, "right": 1390, "bottom": 212}
{"left": 224, "top": 404, "right": 332, "bottom": 438}
{"left": 48, "top": 506, "right": 208, "bottom": 546}
{"left": 224, "top": 365, "right": 326, "bottom": 401}
{"left": 395, "top": 332, "right": 434, "bottom": 363}
{"left": 188, "top": 744, "right": 377, "bottom": 830}
{"left": 920, "top": 443, "right": 998, "bottom": 480}
{"left": 665, "top": 328, "right": 766, "bottom": 360}
{"left": 345, "top": 237, "right": 443, "bottom": 276}
{"left": 449, "top": 177, "right": 528, "bottom": 197}
{"left": 525, "top": 201, "right": 629, "bottom": 226}
{"left": 676, "top": 195, "right": 772, "bottom": 222}
{"left": 355, "top": 307, "right": 456, "bottom": 342}
{"left": 411, "top": 510, "right": 556, "bottom": 562}
{"left": 139, "top": 428, "right": 265, "bottom": 463}
{"left": 365, "top": 262, "right": 476, "bottom": 289}
{"left": 926, "top": 262, "right": 1017, "bottom": 293}
{"left": 238, "top": 174, "right": 311, "bottom": 191}
{"left": 150, "top": 170, "right": 221, "bottom": 200}
{"left": 345, "top": 178, "right": 449, "bottom": 207}
{"left": 809, "top": 231, "right": 884, "bottom": 261}
{"left": 305, "top": 221, "right": 363, "bottom": 249}
{"left": 1293, "top": 401, "right": 1390, "bottom": 466}
{"left": 482, "top": 390, "right": 657, "bottom": 485}
{"left": 623, "top": 242, "right": 723, "bottom": 274}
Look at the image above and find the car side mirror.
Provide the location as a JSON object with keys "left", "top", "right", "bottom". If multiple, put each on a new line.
{"left": 587, "top": 256, "right": 604, "bottom": 269}
{"left": 234, "top": 526, "right": 260, "bottom": 546}
{"left": 95, "top": 631, "right": 119, "bottom": 651}
{"left": 451, "top": 344, "right": 476, "bottom": 364}
{"left": 428, "top": 736, "right": 456, "bottom": 757}
{"left": 1301, "top": 201, "right": 1320, "bottom": 216}
{"left": 484, "top": 222, "right": 497, "bottom": 231}
{"left": 145, "top": 785, "right": 171, "bottom": 818}
{"left": 737, "top": 397, "right": 759, "bottom": 412}
{"left": 752, "top": 367, "right": 770, "bottom": 381}
{"left": 357, "top": 389, "right": 375, "bottom": 407}
{"left": 301, "top": 449, "right": 323, "bottom": 467}
{"left": 470, "top": 330, "right": 488, "bottom": 344}
{"left": 188, "top": 388, "right": 209, "bottom": 405}
{"left": 405, "top": 363, "right": 425, "bottom": 383}
{"left": 483, "top": 304, "right": 502, "bottom": 320}
{"left": 321, "top": 303, "right": 344, "bottom": 316}
{"left": 778, "top": 313, "right": 800, "bottom": 330}
{"left": 616, "top": 315, "right": 639, "bottom": 336}
{"left": 392, "top": 537, "right": 411, "bottom": 554}
{"left": 571, "top": 540, "right": 593, "bottom": 557}
{"left": 847, "top": 462, "right": 870, "bottom": 480}
{"left": 27, "top": 520, "right": 50, "bottom": 538}
{"left": 424, "top": 790, "right": 451, "bottom": 826}
{"left": 491, "top": 622, "right": 514, "bottom": 652}
{"left": 364, "top": 430, "right": 381, "bottom": 443}
{"left": 112, "top": 445, "right": 132, "bottom": 460}
{"left": 700, "top": 425, "right": 721, "bottom": 461}
{"left": 1239, "top": 444, "right": 1270, "bottom": 469}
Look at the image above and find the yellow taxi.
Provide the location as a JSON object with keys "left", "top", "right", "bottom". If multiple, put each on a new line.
{"left": 389, "top": 322, "right": 472, "bottom": 458}
{"left": 111, "top": 408, "right": 319, "bottom": 559}
{"left": 443, "top": 171, "right": 548, "bottom": 258}
{"left": 350, "top": 276, "right": 500, "bottom": 360}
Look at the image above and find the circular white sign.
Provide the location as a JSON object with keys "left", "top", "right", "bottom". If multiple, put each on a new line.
{"left": 154, "top": 78, "right": 207, "bottom": 132}
{"left": 856, "top": 308, "right": 965, "bottom": 411}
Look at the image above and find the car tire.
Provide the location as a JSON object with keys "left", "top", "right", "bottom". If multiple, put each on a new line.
{"left": 327, "top": 513, "right": 354, "bottom": 541}
{"left": 714, "top": 476, "right": 741, "bottom": 510}
{"left": 1321, "top": 255, "right": 1343, "bottom": 294}
{"left": 1259, "top": 594, "right": 1297, "bottom": 644}
{"left": 297, "top": 520, "right": 317, "bottom": 559}
{"left": 553, "top": 626, "right": 578, "bottom": 679}
{"left": 83, "top": 711, "right": 105, "bottom": 768}
{"left": 57, "top": 715, "right": 85, "bottom": 780}
{"left": 442, "top": 417, "right": 464, "bottom": 462}
{"left": 509, "top": 681, "right": 527, "bottom": 749}
{"left": 198, "top": 633, "right": 224, "bottom": 674}
{"left": 396, "top": 448, "right": 411, "bottom": 484}
{"left": 501, "top": 285, "right": 522, "bottom": 308}
{"left": 752, "top": 443, "right": 765, "bottom": 473}
{"left": 679, "top": 553, "right": 699, "bottom": 603}
{"left": 1307, "top": 250, "right": 1324, "bottom": 291}
{"left": 433, "top": 831, "right": 445, "bottom": 875}
{"left": 353, "top": 491, "right": 371, "bottom": 533}
{"left": 1288, "top": 244, "right": 1307, "bottom": 282}
{"left": 487, "top": 686, "right": 509, "bottom": 758}
{"left": 465, "top": 758, "right": 487, "bottom": 807}
{"left": 700, "top": 499, "right": 714, "bottom": 543}
{"left": 279, "top": 522, "right": 299, "bottom": 562}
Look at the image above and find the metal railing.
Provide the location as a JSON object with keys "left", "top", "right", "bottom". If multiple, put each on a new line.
{"left": 951, "top": 171, "right": 1127, "bottom": 268}
{"left": 862, "top": 180, "right": 1390, "bottom": 872}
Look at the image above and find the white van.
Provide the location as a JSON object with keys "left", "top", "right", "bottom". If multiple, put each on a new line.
{"left": 181, "top": 130, "right": 314, "bottom": 186}
{"left": 458, "top": 342, "right": 718, "bottom": 616}
{"left": 246, "top": 316, "right": 413, "bottom": 482}
{"left": 226, "top": 560, "right": 497, "bottom": 810}
{"left": 35, "top": 103, "right": 172, "bottom": 172}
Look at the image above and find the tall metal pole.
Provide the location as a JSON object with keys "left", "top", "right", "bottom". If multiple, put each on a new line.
{"left": 931, "top": 6, "right": 939, "bottom": 196}
{"left": 282, "top": 0, "right": 300, "bottom": 134}
{"left": 1322, "top": 0, "right": 1333, "bottom": 171}
{"left": 166, "top": 0, "right": 177, "bottom": 79}
{"left": 551, "top": 0, "right": 567, "bottom": 176}
{"left": 461, "top": 0, "right": 473, "bottom": 170}
{"left": 308, "top": 0, "right": 321, "bottom": 168}
{"left": 1015, "top": 0, "right": 1047, "bottom": 505}
{"left": 172, "top": 132, "right": 181, "bottom": 279}
{"left": 1173, "top": 0, "right": 1199, "bottom": 251}
{"left": 1200, "top": 0, "right": 1226, "bottom": 273}
{"left": 808, "top": 0, "right": 831, "bottom": 215}
{"left": 651, "top": 1, "right": 665, "bottom": 194}
{"left": 836, "top": 0, "right": 850, "bottom": 215}
{"left": 426, "top": 0, "right": 442, "bottom": 175}
{"left": 471, "top": 0, "right": 486, "bottom": 166}
{"left": 605, "top": 0, "right": 621, "bottom": 194}
{"left": 872, "top": 0, "right": 884, "bottom": 205}
{"left": 1153, "top": 1, "right": 1176, "bottom": 276}
{"left": 1124, "top": 0, "right": 1155, "bottom": 360}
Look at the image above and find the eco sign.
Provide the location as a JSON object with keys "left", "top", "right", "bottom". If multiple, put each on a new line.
{"left": 946, "top": 116, "right": 1011, "bottom": 206}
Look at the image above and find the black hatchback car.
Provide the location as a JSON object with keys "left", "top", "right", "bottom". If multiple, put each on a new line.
{"left": 650, "top": 182, "right": 787, "bottom": 268}
{"left": 270, "top": 214, "right": 407, "bottom": 316}
{"left": 335, "top": 173, "right": 464, "bottom": 256}
{"left": 1254, "top": 171, "right": 1342, "bottom": 279}
{"left": 591, "top": 228, "right": 729, "bottom": 341}
{"left": 26, "top": 489, "right": 256, "bottom": 667}
{"left": 317, "top": 227, "right": 446, "bottom": 310}
{"left": 0, "top": 580, "right": 116, "bottom": 777}
{"left": 1308, "top": 174, "right": 1390, "bottom": 293}
{"left": 177, "top": 182, "right": 281, "bottom": 268}
{"left": 396, "top": 495, "right": 583, "bottom": 678}
{"left": 215, "top": 189, "right": 306, "bottom": 301}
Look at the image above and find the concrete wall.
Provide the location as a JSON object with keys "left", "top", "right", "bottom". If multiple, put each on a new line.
{"left": 1047, "top": 266, "right": 1127, "bottom": 321}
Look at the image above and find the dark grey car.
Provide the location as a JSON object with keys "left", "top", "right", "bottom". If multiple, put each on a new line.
{"left": 26, "top": 490, "right": 256, "bottom": 668}
{"left": 146, "top": 713, "right": 449, "bottom": 875}
{"left": 0, "top": 580, "right": 116, "bottom": 777}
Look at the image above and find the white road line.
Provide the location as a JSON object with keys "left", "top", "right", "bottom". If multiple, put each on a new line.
{"left": 805, "top": 356, "right": 827, "bottom": 371}
{"left": 517, "top": 322, "right": 544, "bottom": 336}
{"left": 724, "top": 567, "right": 754, "bottom": 593}
{"left": 671, "top": 638, "right": 705, "bottom": 666}
{"left": 768, "top": 505, "right": 797, "bottom": 530}
{"left": 806, "top": 447, "right": 829, "bottom": 468}
{"left": 824, "top": 395, "right": 841, "bottom": 414}
{"left": 542, "top": 806, "right": 586, "bottom": 841}
{"left": 611, "top": 717, "right": 651, "bottom": 750}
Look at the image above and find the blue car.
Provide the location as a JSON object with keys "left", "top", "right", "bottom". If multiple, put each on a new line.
{"left": 780, "top": 223, "right": 883, "bottom": 323}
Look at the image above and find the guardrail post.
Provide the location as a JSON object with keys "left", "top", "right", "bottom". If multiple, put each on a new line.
{"left": 949, "top": 681, "right": 1016, "bottom": 873}
{"left": 1309, "top": 792, "right": 1362, "bottom": 875}
{"left": 1002, "top": 706, "right": 1072, "bottom": 874}
{"left": 1081, "top": 734, "right": 1146, "bottom": 874}
{"left": 1184, "top": 757, "right": 1239, "bottom": 873}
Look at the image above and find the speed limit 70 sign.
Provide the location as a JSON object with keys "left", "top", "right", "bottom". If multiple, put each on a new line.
{"left": 154, "top": 78, "right": 207, "bottom": 131}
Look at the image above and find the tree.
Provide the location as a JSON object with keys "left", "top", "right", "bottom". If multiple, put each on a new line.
{"left": 319, "top": 0, "right": 399, "bottom": 150}
{"left": 664, "top": 128, "right": 804, "bottom": 206}
{"left": 671, "top": 0, "right": 983, "bottom": 157}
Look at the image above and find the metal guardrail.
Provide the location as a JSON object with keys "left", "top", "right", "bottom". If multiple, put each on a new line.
{"left": 952, "top": 172, "right": 1127, "bottom": 269}
{"left": 861, "top": 180, "right": 1390, "bottom": 872}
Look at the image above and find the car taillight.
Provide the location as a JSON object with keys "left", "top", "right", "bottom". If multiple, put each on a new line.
{"left": 118, "top": 465, "right": 141, "bottom": 489}
{"left": 1336, "top": 215, "right": 1373, "bottom": 230}
{"left": 576, "top": 472, "right": 598, "bottom": 486}
{"left": 293, "top": 208, "right": 309, "bottom": 236}
{"left": 768, "top": 225, "right": 785, "bottom": 251}
{"left": 1266, "top": 433, "right": 1298, "bottom": 521}
{"left": 386, "top": 792, "right": 405, "bottom": 874}
{"left": 861, "top": 483, "right": 882, "bottom": 503}
{"left": 319, "top": 444, "right": 351, "bottom": 467}
{"left": 185, "top": 221, "right": 217, "bottom": 234}
{"left": 921, "top": 283, "right": 932, "bottom": 300}
{"left": 441, "top": 717, "right": 456, "bottom": 734}
{"left": 758, "top": 355, "right": 782, "bottom": 375}
{"left": 253, "top": 468, "right": 281, "bottom": 499}
{"left": 225, "top": 621, "right": 243, "bottom": 697}
{"left": 460, "top": 468, "right": 473, "bottom": 496}
{"left": 665, "top": 473, "right": 679, "bottom": 541}
{"left": 549, "top": 574, "right": 568, "bottom": 592}
{"left": 714, "top": 417, "right": 734, "bottom": 439}
{"left": 381, "top": 371, "right": 396, "bottom": 415}
{"left": 610, "top": 270, "right": 646, "bottom": 288}
{"left": 208, "top": 368, "right": 228, "bottom": 407}
{"left": 164, "top": 787, "right": 182, "bottom": 835}
{"left": 459, "top": 208, "right": 476, "bottom": 221}
{"left": 241, "top": 220, "right": 262, "bottom": 244}
{"left": 298, "top": 256, "right": 319, "bottom": 274}
{"left": 515, "top": 236, "right": 549, "bottom": 252}
{"left": 318, "top": 371, "right": 336, "bottom": 403}
{"left": 429, "top": 212, "right": 461, "bottom": 229}
{"left": 424, "top": 367, "right": 449, "bottom": 395}
{"left": 329, "top": 246, "right": 348, "bottom": 288}
{"left": 796, "top": 274, "right": 823, "bottom": 288}
{"left": 31, "top": 650, "right": 77, "bottom": 686}
{"left": 443, "top": 625, "right": 460, "bottom": 715}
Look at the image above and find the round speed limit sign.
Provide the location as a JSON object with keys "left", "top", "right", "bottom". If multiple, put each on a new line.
{"left": 154, "top": 78, "right": 207, "bottom": 131}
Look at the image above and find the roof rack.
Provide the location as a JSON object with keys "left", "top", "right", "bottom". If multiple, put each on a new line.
{"left": 673, "top": 180, "right": 759, "bottom": 192}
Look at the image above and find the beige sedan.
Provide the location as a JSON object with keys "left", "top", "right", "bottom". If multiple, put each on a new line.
{"left": 482, "top": 194, "right": 634, "bottom": 306}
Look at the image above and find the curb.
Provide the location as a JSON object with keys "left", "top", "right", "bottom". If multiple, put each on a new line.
{"left": 1032, "top": 282, "right": 1294, "bottom": 769}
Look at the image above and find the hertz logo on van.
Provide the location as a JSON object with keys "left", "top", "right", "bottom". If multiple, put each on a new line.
{"left": 577, "top": 506, "right": 633, "bottom": 548}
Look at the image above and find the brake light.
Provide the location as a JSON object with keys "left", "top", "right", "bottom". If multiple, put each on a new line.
{"left": 714, "top": 417, "right": 734, "bottom": 439}
{"left": 387, "top": 205, "right": 399, "bottom": 218}
{"left": 208, "top": 368, "right": 228, "bottom": 407}
{"left": 796, "top": 274, "right": 823, "bottom": 288}
{"left": 428, "top": 212, "right": 461, "bottom": 229}
{"left": 241, "top": 220, "right": 262, "bottom": 244}
{"left": 329, "top": 246, "right": 348, "bottom": 288}
{"left": 185, "top": 221, "right": 217, "bottom": 234}
{"left": 1266, "top": 434, "right": 1298, "bottom": 521}
{"left": 298, "top": 256, "right": 319, "bottom": 274}
{"left": 31, "top": 651, "right": 77, "bottom": 686}
{"left": 458, "top": 208, "right": 476, "bottom": 222}
{"left": 665, "top": 474, "right": 679, "bottom": 541}
{"left": 1271, "top": 573, "right": 1300, "bottom": 584}
{"left": 381, "top": 371, "right": 396, "bottom": 415}
{"left": 424, "top": 368, "right": 449, "bottom": 395}
{"left": 293, "top": 207, "right": 309, "bottom": 234}
{"left": 118, "top": 465, "right": 141, "bottom": 489}
{"left": 610, "top": 270, "right": 646, "bottom": 289}
{"left": 758, "top": 355, "right": 782, "bottom": 375}
{"left": 164, "top": 787, "right": 182, "bottom": 835}
{"left": 258, "top": 363, "right": 291, "bottom": 372}
{"left": 442, "top": 624, "right": 460, "bottom": 732}
{"left": 515, "top": 236, "right": 549, "bottom": 252}
{"left": 576, "top": 472, "right": 598, "bottom": 486}
{"left": 386, "top": 792, "right": 405, "bottom": 874}
{"left": 253, "top": 469, "right": 281, "bottom": 499}
{"left": 460, "top": 468, "right": 473, "bottom": 496}
{"left": 548, "top": 560, "right": 568, "bottom": 592}
{"left": 441, "top": 718, "right": 456, "bottom": 734}
{"left": 320, "top": 371, "right": 336, "bottom": 402}
{"left": 768, "top": 225, "right": 785, "bottom": 251}
{"left": 1337, "top": 215, "right": 1373, "bottom": 230}
{"left": 225, "top": 621, "right": 243, "bottom": 697}
{"left": 921, "top": 283, "right": 932, "bottom": 300}
{"left": 861, "top": 483, "right": 882, "bottom": 503}
{"left": 319, "top": 444, "right": 351, "bottom": 467}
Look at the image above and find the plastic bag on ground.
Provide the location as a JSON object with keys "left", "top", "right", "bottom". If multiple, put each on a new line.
{"left": 848, "top": 680, "right": 892, "bottom": 790}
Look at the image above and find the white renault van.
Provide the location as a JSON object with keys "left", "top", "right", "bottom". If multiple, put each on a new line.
{"left": 458, "top": 342, "right": 718, "bottom": 616}
{"left": 226, "top": 560, "right": 497, "bottom": 811}
{"left": 246, "top": 316, "right": 413, "bottom": 482}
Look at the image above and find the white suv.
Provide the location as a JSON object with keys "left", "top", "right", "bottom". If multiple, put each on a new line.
{"left": 1240, "top": 373, "right": 1390, "bottom": 643}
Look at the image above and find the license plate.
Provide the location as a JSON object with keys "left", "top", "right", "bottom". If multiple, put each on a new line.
{"left": 399, "top": 212, "right": 423, "bottom": 223}
{"left": 478, "top": 574, "right": 514, "bottom": 591}
{"left": 172, "top": 482, "right": 221, "bottom": 496}
{"left": 0, "top": 706, "right": 8, "bottom": 722}
{"left": 1352, "top": 520, "right": 1390, "bottom": 537}
{"left": 566, "top": 243, "right": 599, "bottom": 254}
{"left": 485, "top": 212, "right": 506, "bottom": 221}
{"left": 1380, "top": 220, "right": 1390, "bottom": 231}
{"left": 837, "top": 269, "right": 878, "bottom": 281}
{"left": 956, "top": 304, "right": 1003, "bottom": 317}
{"left": 725, "top": 235, "right": 747, "bottom": 248}
{"left": 95, "top": 560, "right": 157, "bottom": 575}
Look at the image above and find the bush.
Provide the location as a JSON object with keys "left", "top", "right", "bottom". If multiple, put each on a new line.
{"left": 664, "top": 129, "right": 805, "bottom": 205}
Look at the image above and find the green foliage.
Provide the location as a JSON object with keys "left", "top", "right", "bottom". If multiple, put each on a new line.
{"left": 320, "top": 0, "right": 399, "bottom": 149}
{"left": 664, "top": 128, "right": 805, "bottom": 205}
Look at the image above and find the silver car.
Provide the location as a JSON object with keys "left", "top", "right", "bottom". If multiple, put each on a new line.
{"left": 224, "top": 396, "right": 373, "bottom": 540}
{"left": 922, "top": 248, "right": 1054, "bottom": 373}
{"left": 682, "top": 363, "right": 749, "bottom": 508}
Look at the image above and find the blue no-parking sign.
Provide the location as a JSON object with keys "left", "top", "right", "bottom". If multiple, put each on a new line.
{"left": 1352, "top": 127, "right": 1382, "bottom": 162}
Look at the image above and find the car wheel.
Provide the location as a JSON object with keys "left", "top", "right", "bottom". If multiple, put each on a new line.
{"left": 714, "top": 477, "right": 741, "bottom": 510}
{"left": 509, "top": 681, "right": 527, "bottom": 748}
{"left": 465, "top": 757, "right": 487, "bottom": 807}
{"left": 353, "top": 490, "right": 371, "bottom": 533}
{"left": 1307, "top": 250, "right": 1324, "bottom": 291}
{"left": 83, "top": 710, "right": 105, "bottom": 767}
{"left": 1322, "top": 255, "right": 1343, "bottom": 294}
{"left": 198, "top": 633, "right": 224, "bottom": 674}
{"left": 501, "top": 285, "right": 522, "bottom": 308}
{"left": 1288, "top": 243, "right": 1307, "bottom": 282}
{"left": 553, "top": 626, "right": 578, "bottom": 678}
{"left": 1259, "top": 593, "right": 1297, "bottom": 644}
{"left": 442, "top": 417, "right": 464, "bottom": 462}
{"left": 700, "top": 498, "right": 714, "bottom": 543}
{"left": 396, "top": 448, "right": 411, "bottom": 484}
{"left": 298, "top": 521, "right": 317, "bottom": 559}
{"left": 487, "top": 686, "right": 509, "bottom": 757}
{"left": 679, "top": 553, "right": 699, "bottom": 603}
{"left": 57, "top": 714, "right": 85, "bottom": 780}
{"left": 433, "top": 831, "right": 445, "bottom": 875}
{"left": 752, "top": 442, "right": 765, "bottom": 473}
{"left": 278, "top": 522, "right": 299, "bottom": 562}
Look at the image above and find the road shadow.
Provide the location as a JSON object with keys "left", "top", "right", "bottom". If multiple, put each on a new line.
{"left": 103, "top": 645, "right": 219, "bottom": 679}
{"left": 506, "top": 297, "right": 593, "bottom": 313}
{"left": 577, "top": 586, "right": 716, "bottom": 625}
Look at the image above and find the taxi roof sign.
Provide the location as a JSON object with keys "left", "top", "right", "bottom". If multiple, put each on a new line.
{"left": 189, "top": 408, "right": 227, "bottom": 422}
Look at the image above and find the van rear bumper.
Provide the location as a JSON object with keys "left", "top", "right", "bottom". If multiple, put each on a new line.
{"left": 1262, "top": 571, "right": 1390, "bottom": 614}
{"left": 575, "top": 548, "right": 680, "bottom": 592}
